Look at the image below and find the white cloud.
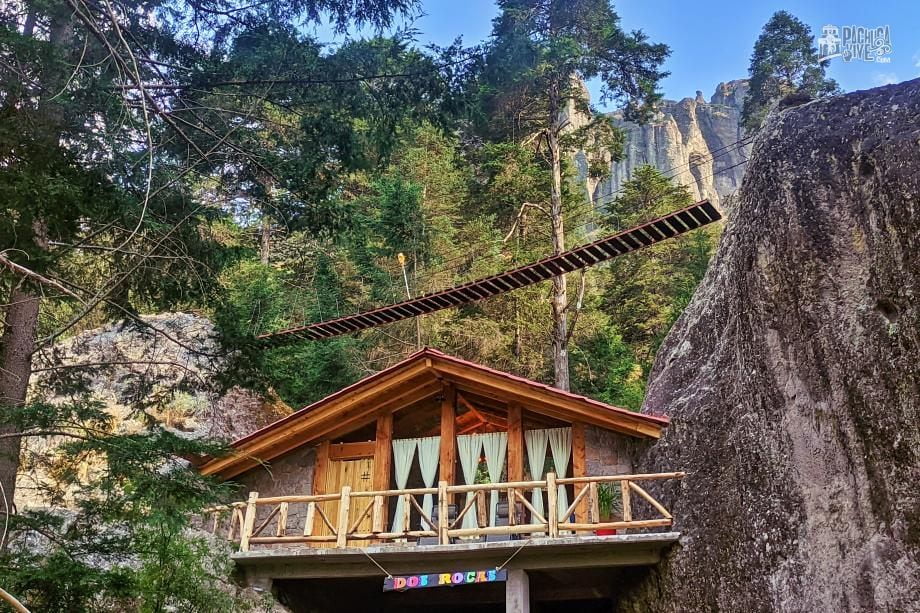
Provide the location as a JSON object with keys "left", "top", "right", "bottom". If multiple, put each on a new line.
{"left": 914, "top": 51, "right": 920, "bottom": 74}
{"left": 872, "top": 72, "right": 900, "bottom": 86}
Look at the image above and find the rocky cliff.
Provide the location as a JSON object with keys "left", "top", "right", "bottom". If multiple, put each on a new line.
{"left": 587, "top": 80, "right": 750, "bottom": 209}
{"left": 17, "top": 313, "right": 290, "bottom": 508}
{"left": 620, "top": 79, "right": 920, "bottom": 611}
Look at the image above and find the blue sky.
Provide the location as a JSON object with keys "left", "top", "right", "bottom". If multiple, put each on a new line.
{"left": 309, "top": 1, "right": 919, "bottom": 109}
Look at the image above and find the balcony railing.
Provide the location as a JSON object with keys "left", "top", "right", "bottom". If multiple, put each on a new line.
{"left": 205, "top": 471, "right": 684, "bottom": 552}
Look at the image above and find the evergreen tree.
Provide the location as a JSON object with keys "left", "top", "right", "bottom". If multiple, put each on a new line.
{"left": 474, "top": 0, "right": 668, "bottom": 390}
{"left": 0, "top": 0, "right": 420, "bottom": 504}
{"left": 603, "top": 165, "right": 716, "bottom": 364}
{"left": 742, "top": 10, "right": 839, "bottom": 131}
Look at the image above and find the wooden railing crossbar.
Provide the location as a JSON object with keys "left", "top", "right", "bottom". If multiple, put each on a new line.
{"left": 449, "top": 493, "right": 479, "bottom": 530}
{"left": 513, "top": 489, "right": 546, "bottom": 525}
{"left": 216, "top": 471, "right": 683, "bottom": 551}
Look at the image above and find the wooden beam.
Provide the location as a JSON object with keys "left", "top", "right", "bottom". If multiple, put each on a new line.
{"left": 200, "top": 361, "right": 432, "bottom": 477}
{"left": 312, "top": 441, "right": 330, "bottom": 537}
{"left": 329, "top": 441, "right": 375, "bottom": 461}
{"left": 373, "top": 413, "right": 393, "bottom": 492}
{"left": 439, "top": 383, "right": 457, "bottom": 488}
{"left": 507, "top": 402, "right": 523, "bottom": 483}
{"left": 433, "top": 367, "right": 662, "bottom": 439}
{"left": 572, "top": 422, "right": 587, "bottom": 523}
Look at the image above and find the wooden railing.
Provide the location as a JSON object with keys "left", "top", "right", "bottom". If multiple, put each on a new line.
{"left": 205, "top": 472, "right": 684, "bottom": 551}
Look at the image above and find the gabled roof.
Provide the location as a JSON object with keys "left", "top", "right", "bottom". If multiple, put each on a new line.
{"left": 199, "top": 348, "right": 669, "bottom": 479}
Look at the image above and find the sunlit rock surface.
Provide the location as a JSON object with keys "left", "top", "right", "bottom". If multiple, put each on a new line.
{"left": 620, "top": 79, "right": 920, "bottom": 612}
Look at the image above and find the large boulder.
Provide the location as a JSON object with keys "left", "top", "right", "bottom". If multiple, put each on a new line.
{"left": 621, "top": 79, "right": 920, "bottom": 611}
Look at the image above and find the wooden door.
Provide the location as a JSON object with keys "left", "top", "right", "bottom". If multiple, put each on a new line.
{"left": 317, "top": 456, "right": 375, "bottom": 547}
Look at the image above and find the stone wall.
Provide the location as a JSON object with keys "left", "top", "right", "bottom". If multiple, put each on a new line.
{"left": 234, "top": 445, "right": 317, "bottom": 533}
{"left": 584, "top": 426, "right": 634, "bottom": 475}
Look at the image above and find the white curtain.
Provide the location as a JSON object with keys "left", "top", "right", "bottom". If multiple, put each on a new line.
{"left": 548, "top": 427, "right": 573, "bottom": 528}
{"left": 457, "top": 434, "right": 483, "bottom": 530}
{"left": 391, "top": 438, "right": 417, "bottom": 533}
{"left": 481, "top": 432, "right": 508, "bottom": 526}
{"left": 524, "top": 429, "right": 549, "bottom": 530}
{"left": 416, "top": 436, "right": 440, "bottom": 529}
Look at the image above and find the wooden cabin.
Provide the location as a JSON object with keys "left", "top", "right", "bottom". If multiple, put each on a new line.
{"left": 199, "top": 348, "right": 683, "bottom": 612}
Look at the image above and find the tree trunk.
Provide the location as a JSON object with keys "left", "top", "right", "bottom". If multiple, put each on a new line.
{"left": 259, "top": 214, "right": 271, "bottom": 265}
{"left": 0, "top": 288, "right": 39, "bottom": 510}
{"left": 547, "top": 92, "right": 569, "bottom": 391}
{"left": 0, "top": 7, "right": 73, "bottom": 508}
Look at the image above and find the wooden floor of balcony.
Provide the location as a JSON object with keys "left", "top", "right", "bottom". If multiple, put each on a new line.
{"left": 233, "top": 532, "right": 681, "bottom": 581}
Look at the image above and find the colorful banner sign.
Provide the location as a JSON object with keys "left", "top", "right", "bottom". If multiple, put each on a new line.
{"left": 383, "top": 569, "right": 507, "bottom": 592}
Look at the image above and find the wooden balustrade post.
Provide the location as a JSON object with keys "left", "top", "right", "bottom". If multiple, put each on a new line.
{"left": 546, "top": 473, "right": 558, "bottom": 538}
{"left": 402, "top": 493, "right": 412, "bottom": 535}
{"left": 372, "top": 495, "right": 385, "bottom": 534}
{"left": 438, "top": 481, "right": 449, "bottom": 545}
{"left": 620, "top": 479, "right": 632, "bottom": 529}
{"left": 303, "top": 502, "right": 316, "bottom": 537}
{"left": 572, "top": 422, "right": 587, "bottom": 523}
{"left": 239, "top": 492, "right": 258, "bottom": 552}
{"left": 276, "top": 502, "right": 289, "bottom": 537}
{"left": 336, "top": 486, "right": 352, "bottom": 548}
{"left": 476, "top": 490, "right": 487, "bottom": 528}
{"left": 588, "top": 482, "right": 598, "bottom": 524}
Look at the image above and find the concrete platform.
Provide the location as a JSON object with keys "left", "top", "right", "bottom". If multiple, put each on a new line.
{"left": 234, "top": 532, "right": 681, "bottom": 583}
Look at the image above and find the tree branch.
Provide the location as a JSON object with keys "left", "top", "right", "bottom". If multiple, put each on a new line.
{"left": 0, "top": 253, "right": 85, "bottom": 302}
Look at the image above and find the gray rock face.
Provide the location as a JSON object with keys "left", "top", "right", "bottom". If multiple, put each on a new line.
{"left": 18, "top": 313, "right": 290, "bottom": 508}
{"left": 619, "top": 79, "right": 920, "bottom": 611}
{"left": 591, "top": 80, "right": 750, "bottom": 209}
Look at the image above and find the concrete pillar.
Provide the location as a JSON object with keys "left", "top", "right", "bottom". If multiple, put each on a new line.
{"left": 245, "top": 571, "right": 273, "bottom": 594}
{"left": 506, "top": 569, "right": 530, "bottom": 613}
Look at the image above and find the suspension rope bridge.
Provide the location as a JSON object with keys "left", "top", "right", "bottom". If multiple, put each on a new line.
{"left": 258, "top": 199, "right": 722, "bottom": 346}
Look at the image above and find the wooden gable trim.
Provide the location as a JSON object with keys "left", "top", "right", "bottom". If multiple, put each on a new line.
{"left": 201, "top": 361, "right": 433, "bottom": 478}
{"left": 200, "top": 348, "right": 667, "bottom": 480}
{"left": 432, "top": 363, "right": 662, "bottom": 439}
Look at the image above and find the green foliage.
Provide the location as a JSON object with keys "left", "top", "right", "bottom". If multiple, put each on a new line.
{"left": 263, "top": 338, "right": 362, "bottom": 407}
{"left": 602, "top": 165, "right": 716, "bottom": 362}
{"left": 571, "top": 327, "right": 646, "bottom": 410}
{"left": 742, "top": 10, "right": 840, "bottom": 131}
{"left": 596, "top": 482, "right": 622, "bottom": 519}
{"left": 478, "top": 0, "right": 669, "bottom": 138}
{"left": 0, "top": 399, "right": 246, "bottom": 612}
{"left": 374, "top": 175, "right": 427, "bottom": 260}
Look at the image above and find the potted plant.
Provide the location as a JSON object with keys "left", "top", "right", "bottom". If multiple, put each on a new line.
{"left": 595, "top": 483, "right": 621, "bottom": 536}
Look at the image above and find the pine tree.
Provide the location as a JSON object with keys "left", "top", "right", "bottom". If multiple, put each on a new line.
{"left": 742, "top": 11, "right": 839, "bottom": 132}
{"left": 474, "top": 0, "right": 668, "bottom": 390}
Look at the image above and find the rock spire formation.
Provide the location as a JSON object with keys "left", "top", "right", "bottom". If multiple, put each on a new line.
{"left": 582, "top": 80, "right": 751, "bottom": 209}
{"left": 621, "top": 79, "right": 920, "bottom": 611}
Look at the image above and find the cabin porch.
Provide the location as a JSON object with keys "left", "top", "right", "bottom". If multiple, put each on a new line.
{"left": 206, "top": 471, "right": 682, "bottom": 611}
